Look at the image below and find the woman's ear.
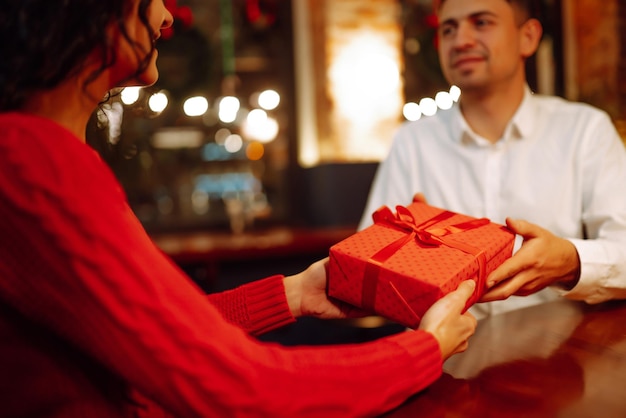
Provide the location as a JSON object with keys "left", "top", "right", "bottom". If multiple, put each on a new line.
{"left": 519, "top": 18, "right": 543, "bottom": 59}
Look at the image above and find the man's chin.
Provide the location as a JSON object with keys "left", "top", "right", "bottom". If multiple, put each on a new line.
{"left": 449, "top": 77, "right": 488, "bottom": 93}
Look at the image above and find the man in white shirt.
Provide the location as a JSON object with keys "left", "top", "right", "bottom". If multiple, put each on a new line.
{"left": 359, "top": 0, "right": 626, "bottom": 318}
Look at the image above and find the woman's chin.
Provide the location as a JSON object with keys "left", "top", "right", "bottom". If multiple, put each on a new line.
{"left": 120, "top": 72, "right": 158, "bottom": 89}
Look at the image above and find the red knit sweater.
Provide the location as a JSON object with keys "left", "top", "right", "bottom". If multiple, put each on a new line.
{"left": 0, "top": 112, "right": 442, "bottom": 418}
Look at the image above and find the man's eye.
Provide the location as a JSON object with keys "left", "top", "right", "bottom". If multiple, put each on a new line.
{"left": 475, "top": 18, "right": 491, "bottom": 28}
{"left": 439, "top": 26, "right": 454, "bottom": 37}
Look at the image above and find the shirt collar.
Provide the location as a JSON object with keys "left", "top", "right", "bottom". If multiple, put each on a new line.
{"left": 451, "top": 85, "right": 537, "bottom": 145}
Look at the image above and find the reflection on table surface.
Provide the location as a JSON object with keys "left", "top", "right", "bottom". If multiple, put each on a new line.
{"left": 384, "top": 299, "right": 626, "bottom": 418}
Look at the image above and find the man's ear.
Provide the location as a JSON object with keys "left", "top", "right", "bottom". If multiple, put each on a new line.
{"left": 519, "top": 18, "right": 543, "bottom": 58}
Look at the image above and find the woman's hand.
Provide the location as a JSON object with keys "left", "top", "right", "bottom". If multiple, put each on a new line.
{"left": 283, "top": 258, "right": 369, "bottom": 319}
{"left": 419, "top": 280, "right": 478, "bottom": 360}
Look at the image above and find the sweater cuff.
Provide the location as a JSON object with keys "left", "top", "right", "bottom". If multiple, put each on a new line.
{"left": 243, "top": 275, "right": 296, "bottom": 335}
{"left": 207, "top": 275, "right": 296, "bottom": 335}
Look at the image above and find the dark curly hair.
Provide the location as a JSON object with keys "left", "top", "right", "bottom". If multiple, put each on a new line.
{"left": 0, "top": 0, "right": 155, "bottom": 111}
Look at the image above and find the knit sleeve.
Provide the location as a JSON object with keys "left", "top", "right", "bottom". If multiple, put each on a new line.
{"left": 206, "top": 275, "right": 295, "bottom": 335}
{"left": 0, "top": 114, "right": 445, "bottom": 418}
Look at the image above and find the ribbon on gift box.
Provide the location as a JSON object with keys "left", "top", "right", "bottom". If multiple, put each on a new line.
{"left": 361, "top": 204, "right": 489, "bottom": 323}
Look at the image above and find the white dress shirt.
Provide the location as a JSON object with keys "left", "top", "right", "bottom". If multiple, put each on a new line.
{"left": 359, "top": 88, "right": 626, "bottom": 318}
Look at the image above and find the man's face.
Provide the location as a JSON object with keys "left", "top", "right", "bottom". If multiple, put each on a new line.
{"left": 436, "top": 0, "right": 531, "bottom": 92}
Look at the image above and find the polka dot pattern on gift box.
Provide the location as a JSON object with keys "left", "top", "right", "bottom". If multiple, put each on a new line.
{"left": 328, "top": 202, "right": 515, "bottom": 327}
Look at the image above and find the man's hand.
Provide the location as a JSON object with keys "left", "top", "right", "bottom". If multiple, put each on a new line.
{"left": 412, "top": 193, "right": 427, "bottom": 204}
{"left": 480, "top": 218, "right": 581, "bottom": 302}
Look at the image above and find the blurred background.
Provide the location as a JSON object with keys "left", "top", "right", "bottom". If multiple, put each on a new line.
{"left": 88, "top": 0, "right": 625, "bottom": 235}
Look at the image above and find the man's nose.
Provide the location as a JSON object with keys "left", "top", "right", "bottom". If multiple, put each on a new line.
{"left": 453, "top": 22, "right": 476, "bottom": 48}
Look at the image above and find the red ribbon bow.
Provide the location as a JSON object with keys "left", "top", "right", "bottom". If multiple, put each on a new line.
{"left": 372, "top": 205, "right": 490, "bottom": 249}
{"left": 361, "top": 205, "right": 489, "bottom": 325}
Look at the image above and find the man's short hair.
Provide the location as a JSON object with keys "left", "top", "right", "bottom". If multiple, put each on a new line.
{"left": 434, "top": 0, "right": 542, "bottom": 23}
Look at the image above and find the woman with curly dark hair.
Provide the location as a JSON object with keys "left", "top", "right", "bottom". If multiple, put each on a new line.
{"left": 0, "top": 1, "right": 477, "bottom": 416}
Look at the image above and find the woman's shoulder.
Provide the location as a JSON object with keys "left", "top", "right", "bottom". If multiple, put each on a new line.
{"left": 0, "top": 111, "right": 96, "bottom": 153}
{"left": 0, "top": 111, "right": 116, "bottom": 195}
{"left": 0, "top": 112, "right": 80, "bottom": 148}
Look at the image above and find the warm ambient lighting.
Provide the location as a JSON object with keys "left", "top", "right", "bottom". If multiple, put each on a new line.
{"left": 218, "top": 96, "right": 241, "bottom": 124}
{"left": 450, "top": 85, "right": 461, "bottom": 101}
{"left": 327, "top": 30, "right": 403, "bottom": 161}
{"left": 121, "top": 86, "right": 141, "bottom": 105}
{"left": 148, "top": 91, "right": 169, "bottom": 113}
{"left": 293, "top": 0, "right": 404, "bottom": 165}
{"left": 183, "top": 96, "right": 209, "bottom": 117}
{"left": 246, "top": 141, "right": 265, "bottom": 160}
{"left": 242, "top": 109, "right": 279, "bottom": 143}
{"left": 402, "top": 102, "right": 422, "bottom": 122}
{"left": 403, "top": 85, "right": 461, "bottom": 121}
{"left": 151, "top": 128, "right": 204, "bottom": 149}
{"left": 118, "top": 85, "right": 281, "bottom": 155}
{"left": 329, "top": 33, "right": 401, "bottom": 121}
{"left": 257, "top": 89, "right": 280, "bottom": 110}
{"left": 435, "top": 91, "right": 454, "bottom": 110}
{"left": 419, "top": 97, "right": 438, "bottom": 117}
{"left": 223, "top": 134, "right": 243, "bottom": 153}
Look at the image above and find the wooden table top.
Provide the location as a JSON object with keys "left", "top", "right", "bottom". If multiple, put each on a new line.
{"left": 384, "top": 298, "right": 626, "bottom": 418}
{"left": 150, "top": 225, "right": 356, "bottom": 264}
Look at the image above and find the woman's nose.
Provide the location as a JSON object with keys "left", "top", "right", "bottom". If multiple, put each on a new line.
{"left": 162, "top": 8, "right": 174, "bottom": 29}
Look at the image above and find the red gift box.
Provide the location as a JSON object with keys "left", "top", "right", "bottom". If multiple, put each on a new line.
{"left": 328, "top": 202, "right": 515, "bottom": 329}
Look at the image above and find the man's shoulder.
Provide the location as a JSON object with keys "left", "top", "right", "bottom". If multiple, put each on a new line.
{"left": 530, "top": 93, "right": 609, "bottom": 120}
{"left": 396, "top": 107, "right": 456, "bottom": 135}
